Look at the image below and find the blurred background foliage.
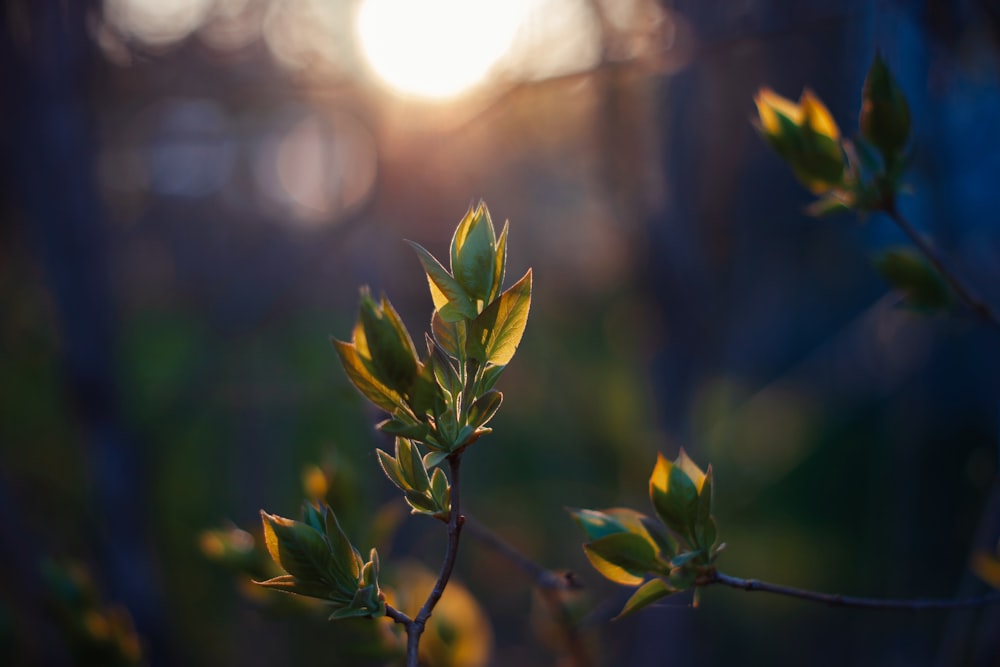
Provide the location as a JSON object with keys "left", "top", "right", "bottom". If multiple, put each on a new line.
{"left": 2, "top": 0, "right": 1000, "bottom": 665}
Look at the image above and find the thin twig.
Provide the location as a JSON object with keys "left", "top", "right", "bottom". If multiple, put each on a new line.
{"left": 882, "top": 201, "right": 1000, "bottom": 329}
{"left": 398, "top": 453, "right": 465, "bottom": 667}
{"left": 707, "top": 571, "right": 1000, "bottom": 611}
{"left": 463, "top": 516, "right": 582, "bottom": 591}
{"left": 462, "top": 516, "right": 591, "bottom": 667}
{"left": 384, "top": 603, "right": 411, "bottom": 626}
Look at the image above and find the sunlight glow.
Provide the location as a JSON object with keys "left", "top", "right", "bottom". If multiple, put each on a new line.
{"left": 355, "top": 0, "right": 530, "bottom": 100}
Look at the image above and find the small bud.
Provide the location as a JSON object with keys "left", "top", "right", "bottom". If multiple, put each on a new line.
{"left": 860, "top": 54, "right": 911, "bottom": 162}
{"left": 451, "top": 202, "right": 499, "bottom": 304}
{"left": 754, "top": 87, "right": 845, "bottom": 194}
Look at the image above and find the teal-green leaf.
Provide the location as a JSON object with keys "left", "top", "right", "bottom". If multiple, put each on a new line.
{"left": 616, "top": 578, "right": 676, "bottom": 620}
{"left": 570, "top": 508, "right": 629, "bottom": 542}
{"left": 670, "top": 550, "right": 703, "bottom": 568}
{"left": 468, "top": 269, "right": 532, "bottom": 366}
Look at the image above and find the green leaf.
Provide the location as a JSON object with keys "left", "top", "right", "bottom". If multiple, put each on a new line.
{"left": 477, "top": 364, "right": 506, "bottom": 393}
{"left": 428, "top": 334, "right": 463, "bottom": 398}
{"left": 331, "top": 338, "right": 405, "bottom": 413}
{"left": 432, "top": 312, "right": 467, "bottom": 361}
{"left": 489, "top": 220, "right": 508, "bottom": 304}
{"left": 317, "top": 508, "right": 363, "bottom": 593}
{"left": 649, "top": 453, "right": 699, "bottom": 539}
{"left": 255, "top": 574, "right": 336, "bottom": 600}
{"left": 376, "top": 448, "right": 409, "bottom": 491}
{"left": 424, "top": 450, "right": 449, "bottom": 468}
{"left": 860, "top": 53, "right": 911, "bottom": 162}
{"left": 570, "top": 508, "right": 629, "bottom": 541}
{"left": 436, "top": 406, "right": 459, "bottom": 447}
{"left": 406, "top": 355, "right": 444, "bottom": 419}
{"left": 468, "top": 390, "right": 503, "bottom": 430}
{"left": 873, "top": 247, "right": 952, "bottom": 311}
{"left": 260, "top": 511, "right": 341, "bottom": 590}
{"left": 430, "top": 467, "right": 450, "bottom": 514}
{"left": 404, "top": 490, "right": 439, "bottom": 513}
{"left": 616, "top": 578, "right": 676, "bottom": 620}
{"left": 407, "top": 241, "right": 477, "bottom": 322}
{"left": 451, "top": 203, "right": 497, "bottom": 302}
{"left": 632, "top": 516, "right": 673, "bottom": 559}
{"left": 397, "top": 437, "right": 431, "bottom": 492}
{"left": 805, "top": 193, "right": 852, "bottom": 217}
{"left": 584, "top": 532, "right": 659, "bottom": 586}
{"left": 695, "top": 466, "right": 714, "bottom": 547}
{"left": 358, "top": 291, "right": 419, "bottom": 394}
{"left": 468, "top": 269, "right": 532, "bottom": 366}
{"left": 670, "top": 550, "right": 703, "bottom": 568}
{"left": 376, "top": 417, "right": 430, "bottom": 441}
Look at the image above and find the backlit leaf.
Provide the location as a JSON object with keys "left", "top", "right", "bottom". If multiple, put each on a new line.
{"left": 649, "top": 453, "right": 699, "bottom": 538}
{"left": 331, "top": 338, "right": 404, "bottom": 413}
{"left": 408, "top": 241, "right": 477, "bottom": 322}
{"left": 468, "top": 269, "right": 532, "bottom": 366}
{"left": 451, "top": 203, "right": 497, "bottom": 302}
{"left": 570, "top": 508, "right": 629, "bottom": 541}
{"left": 432, "top": 312, "right": 467, "bottom": 360}
{"left": 584, "top": 532, "right": 659, "bottom": 586}
{"left": 489, "top": 220, "right": 508, "bottom": 304}
{"left": 377, "top": 448, "right": 408, "bottom": 491}
{"left": 616, "top": 578, "right": 676, "bottom": 619}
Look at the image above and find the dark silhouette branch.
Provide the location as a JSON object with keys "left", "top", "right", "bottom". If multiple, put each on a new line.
{"left": 463, "top": 516, "right": 582, "bottom": 592}
{"left": 463, "top": 516, "right": 591, "bottom": 667}
{"left": 707, "top": 571, "right": 1000, "bottom": 611}
{"left": 882, "top": 201, "right": 1000, "bottom": 329}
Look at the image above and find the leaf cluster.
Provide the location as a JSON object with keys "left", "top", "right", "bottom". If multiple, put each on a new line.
{"left": 572, "top": 449, "right": 722, "bottom": 618}
{"left": 257, "top": 502, "right": 385, "bottom": 620}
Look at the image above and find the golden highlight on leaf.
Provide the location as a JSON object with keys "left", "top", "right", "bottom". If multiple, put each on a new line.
{"left": 675, "top": 448, "right": 707, "bottom": 493}
{"left": 754, "top": 87, "right": 802, "bottom": 133}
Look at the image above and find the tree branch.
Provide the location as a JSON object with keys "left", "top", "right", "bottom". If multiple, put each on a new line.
{"left": 384, "top": 603, "right": 411, "bottom": 626}
{"left": 462, "top": 516, "right": 591, "bottom": 667}
{"left": 882, "top": 202, "right": 1000, "bottom": 329}
{"left": 707, "top": 571, "right": 1000, "bottom": 611}
{"left": 463, "top": 516, "right": 582, "bottom": 591}
{"left": 401, "top": 453, "right": 466, "bottom": 667}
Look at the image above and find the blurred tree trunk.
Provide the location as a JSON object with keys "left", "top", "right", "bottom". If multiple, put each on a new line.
{"left": 1, "top": 1, "right": 168, "bottom": 662}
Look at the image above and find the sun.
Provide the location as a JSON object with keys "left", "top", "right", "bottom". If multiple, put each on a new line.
{"left": 355, "top": 0, "right": 530, "bottom": 100}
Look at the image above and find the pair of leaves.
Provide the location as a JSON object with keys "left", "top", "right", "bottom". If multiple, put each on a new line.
{"left": 410, "top": 202, "right": 509, "bottom": 323}
{"left": 377, "top": 438, "right": 451, "bottom": 520}
{"left": 570, "top": 507, "right": 686, "bottom": 619}
{"left": 649, "top": 450, "right": 716, "bottom": 553}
